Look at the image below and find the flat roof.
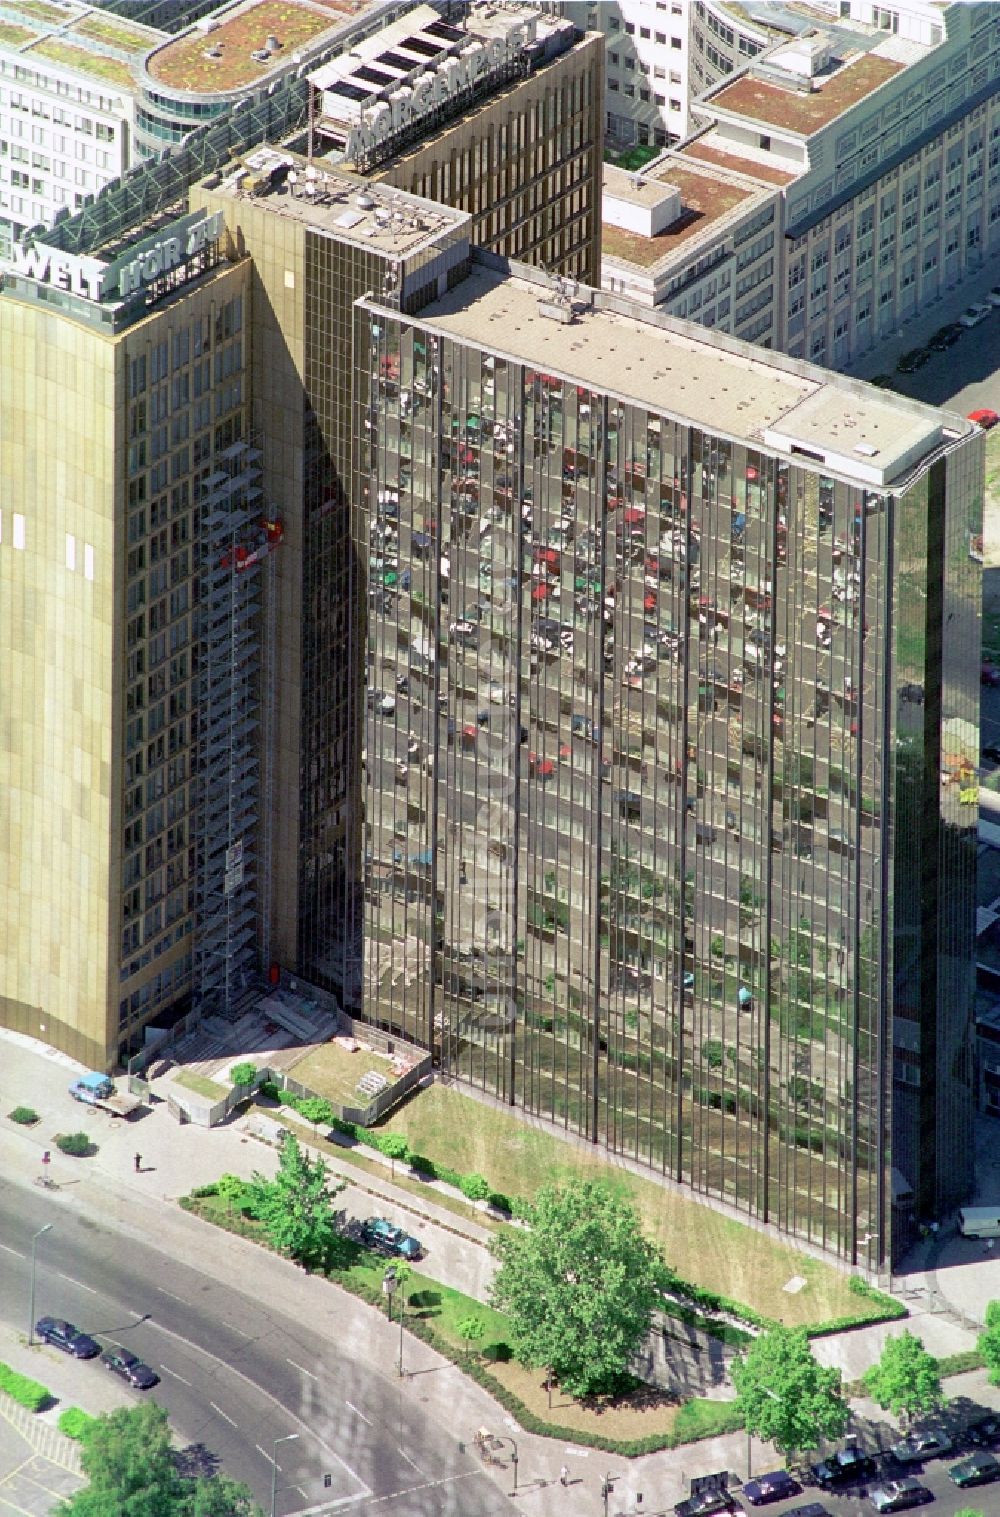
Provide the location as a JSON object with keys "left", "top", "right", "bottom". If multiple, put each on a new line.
{"left": 210, "top": 146, "right": 469, "bottom": 256}
{"left": 601, "top": 162, "right": 771, "bottom": 271}
{"left": 25, "top": 34, "right": 137, "bottom": 87}
{"left": 382, "top": 264, "right": 953, "bottom": 485}
{"left": 680, "top": 136, "right": 800, "bottom": 187}
{"left": 603, "top": 164, "right": 678, "bottom": 212}
{"left": 762, "top": 386, "right": 940, "bottom": 481}
{"left": 709, "top": 48, "right": 905, "bottom": 134}
{"left": 146, "top": 0, "right": 355, "bottom": 93}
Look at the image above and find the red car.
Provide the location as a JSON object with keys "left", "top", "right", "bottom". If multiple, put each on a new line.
{"left": 968, "top": 409, "right": 999, "bottom": 430}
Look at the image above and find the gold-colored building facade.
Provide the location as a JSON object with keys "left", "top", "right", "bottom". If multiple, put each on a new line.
{"left": 0, "top": 256, "right": 252, "bottom": 1066}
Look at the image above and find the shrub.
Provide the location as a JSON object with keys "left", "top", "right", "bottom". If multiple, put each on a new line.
{"left": 9, "top": 1106, "right": 38, "bottom": 1125}
{"left": 229, "top": 1062, "right": 258, "bottom": 1088}
{"left": 59, "top": 1407, "right": 97, "bottom": 1440}
{"left": 258, "top": 1079, "right": 282, "bottom": 1103}
{"left": 56, "top": 1132, "right": 92, "bottom": 1158}
{"left": 0, "top": 1362, "right": 50, "bottom": 1411}
{"left": 408, "top": 1153, "right": 437, "bottom": 1179}
{"left": 190, "top": 1181, "right": 220, "bottom": 1198}
{"left": 459, "top": 1173, "right": 491, "bottom": 1202}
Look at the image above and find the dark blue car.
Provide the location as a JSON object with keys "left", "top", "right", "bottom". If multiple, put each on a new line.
{"left": 744, "top": 1471, "right": 800, "bottom": 1506}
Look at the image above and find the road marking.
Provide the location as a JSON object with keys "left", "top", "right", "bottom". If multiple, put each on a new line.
{"left": 155, "top": 1286, "right": 186, "bottom": 1304}
{"left": 158, "top": 1365, "right": 192, "bottom": 1386}
{"left": 59, "top": 1272, "right": 98, "bottom": 1294}
{"left": 344, "top": 1401, "right": 372, "bottom": 1427}
{"left": 0, "top": 1243, "right": 19, "bottom": 1257}
{"left": 256, "top": 1444, "right": 276, "bottom": 1467}
{"left": 396, "top": 1447, "right": 424, "bottom": 1478}
{"left": 286, "top": 1358, "right": 317, "bottom": 1380}
{"left": 209, "top": 1402, "right": 238, "bottom": 1429}
{"left": 289, "top": 1469, "right": 482, "bottom": 1514}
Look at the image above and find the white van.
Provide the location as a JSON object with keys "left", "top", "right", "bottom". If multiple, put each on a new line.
{"left": 958, "top": 1207, "right": 1000, "bottom": 1239}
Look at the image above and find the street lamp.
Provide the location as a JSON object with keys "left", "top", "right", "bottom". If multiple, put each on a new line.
{"left": 397, "top": 1274, "right": 407, "bottom": 1378}
{"left": 28, "top": 1225, "right": 53, "bottom": 1346}
{"left": 270, "top": 1433, "right": 299, "bottom": 1517}
{"left": 382, "top": 1265, "right": 397, "bottom": 1322}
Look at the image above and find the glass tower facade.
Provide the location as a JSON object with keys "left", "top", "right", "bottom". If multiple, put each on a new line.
{"left": 350, "top": 267, "right": 981, "bottom": 1265}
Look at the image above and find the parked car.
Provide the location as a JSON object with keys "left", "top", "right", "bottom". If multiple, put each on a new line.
{"left": 100, "top": 1347, "right": 158, "bottom": 1389}
{"left": 966, "top": 1413, "right": 1000, "bottom": 1447}
{"left": 870, "top": 374, "right": 896, "bottom": 389}
{"left": 981, "top": 662, "right": 1000, "bottom": 687}
{"left": 812, "top": 1446, "right": 877, "bottom": 1488}
{"left": 958, "top": 303, "right": 992, "bottom": 327}
{"left": 785, "top": 1507, "right": 830, "bottom": 1517}
{"left": 896, "top": 348, "right": 930, "bottom": 373}
{"left": 674, "top": 1490, "right": 740, "bottom": 1517}
{"left": 948, "top": 1451, "right": 1000, "bottom": 1488}
{"left": 361, "top": 1216, "right": 423, "bottom": 1260}
{"left": 869, "top": 1478, "right": 932, "bottom": 1512}
{"left": 982, "top": 746, "right": 1000, "bottom": 765}
{"left": 743, "top": 1471, "right": 800, "bottom": 1505}
{"left": 927, "top": 323, "right": 963, "bottom": 350}
{"left": 34, "top": 1317, "right": 100, "bottom": 1358}
{"left": 891, "top": 1429, "right": 952, "bottom": 1464}
{"left": 968, "top": 408, "right": 1000, "bottom": 430}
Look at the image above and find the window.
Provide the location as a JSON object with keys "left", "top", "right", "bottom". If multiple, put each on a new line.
{"left": 655, "top": 31, "right": 666, "bottom": 44}
{"left": 640, "top": 26, "right": 650, "bottom": 38}
{"left": 671, "top": 35, "right": 682, "bottom": 48}
{"left": 759, "top": 134, "right": 771, "bottom": 151}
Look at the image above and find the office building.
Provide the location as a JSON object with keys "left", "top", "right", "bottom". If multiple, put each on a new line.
{"left": 308, "top": 2, "right": 603, "bottom": 283}
{"left": 352, "top": 253, "right": 981, "bottom": 1264}
{"left": 595, "top": 0, "right": 1000, "bottom": 369}
{"left": 0, "top": 0, "right": 598, "bottom": 1068}
{"left": 0, "top": 204, "right": 254, "bottom": 1068}
{"left": 0, "top": 1, "right": 164, "bottom": 264}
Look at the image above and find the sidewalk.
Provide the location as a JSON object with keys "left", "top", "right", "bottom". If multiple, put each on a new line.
{"left": 0, "top": 1027, "right": 995, "bottom": 1517}
{"left": 841, "top": 257, "right": 1000, "bottom": 383}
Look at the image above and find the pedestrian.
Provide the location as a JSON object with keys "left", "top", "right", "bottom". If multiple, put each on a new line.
{"left": 134, "top": 1153, "right": 141, "bottom": 1173}
{"left": 559, "top": 1465, "right": 569, "bottom": 1487}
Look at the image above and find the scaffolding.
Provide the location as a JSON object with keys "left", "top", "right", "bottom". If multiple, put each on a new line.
{"left": 192, "top": 436, "right": 283, "bottom": 1016}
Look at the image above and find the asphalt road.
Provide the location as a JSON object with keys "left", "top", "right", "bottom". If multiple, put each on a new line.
{"left": 0, "top": 1179, "right": 513, "bottom": 1517}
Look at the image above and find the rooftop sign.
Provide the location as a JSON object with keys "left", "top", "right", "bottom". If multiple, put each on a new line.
{"left": 12, "top": 208, "right": 224, "bottom": 306}
{"left": 324, "top": 24, "right": 532, "bottom": 173}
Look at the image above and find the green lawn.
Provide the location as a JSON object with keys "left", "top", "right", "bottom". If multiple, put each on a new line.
{"left": 285, "top": 1039, "right": 399, "bottom": 1110}
{"left": 377, "top": 1084, "right": 876, "bottom": 1329}
{"left": 173, "top": 1069, "right": 228, "bottom": 1102}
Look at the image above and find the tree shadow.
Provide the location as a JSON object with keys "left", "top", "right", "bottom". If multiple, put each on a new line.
{"left": 173, "top": 1443, "right": 221, "bottom": 1480}
{"left": 482, "top": 1342, "right": 512, "bottom": 1364}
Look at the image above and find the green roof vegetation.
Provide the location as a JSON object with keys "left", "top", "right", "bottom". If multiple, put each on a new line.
{"left": 148, "top": 0, "right": 335, "bottom": 92}
{"left": 9, "top": 0, "right": 73, "bottom": 22}
{"left": 73, "top": 14, "right": 160, "bottom": 52}
{"left": 0, "top": 19, "right": 38, "bottom": 44}
{"left": 30, "top": 36, "right": 136, "bottom": 86}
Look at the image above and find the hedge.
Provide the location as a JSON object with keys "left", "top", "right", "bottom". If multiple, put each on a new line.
{"left": 938, "top": 1348, "right": 986, "bottom": 1378}
{"left": 0, "top": 1362, "right": 50, "bottom": 1412}
{"left": 59, "top": 1407, "right": 98, "bottom": 1440}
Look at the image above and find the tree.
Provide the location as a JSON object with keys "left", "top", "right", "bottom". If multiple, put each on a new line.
{"left": 248, "top": 1132, "right": 344, "bottom": 1268}
{"left": 487, "top": 1178, "right": 668, "bottom": 1398}
{"left": 58, "top": 1404, "right": 262, "bottom": 1517}
{"left": 229, "top": 1062, "right": 257, "bottom": 1089}
{"left": 977, "top": 1300, "right": 1000, "bottom": 1386}
{"left": 732, "top": 1327, "right": 850, "bottom": 1457}
{"left": 296, "top": 1095, "right": 334, "bottom": 1135}
{"left": 456, "top": 1315, "right": 486, "bottom": 1362}
{"left": 863, "top": 1329, "right": 945, "bottom": 1425}
{"left": 379, "top": 1133, "right": 408, "bottom": 1180}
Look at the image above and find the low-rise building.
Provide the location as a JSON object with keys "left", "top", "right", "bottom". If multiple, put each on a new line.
{"left": 593, "top": 1, "right": 1000, "bottom": 369}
